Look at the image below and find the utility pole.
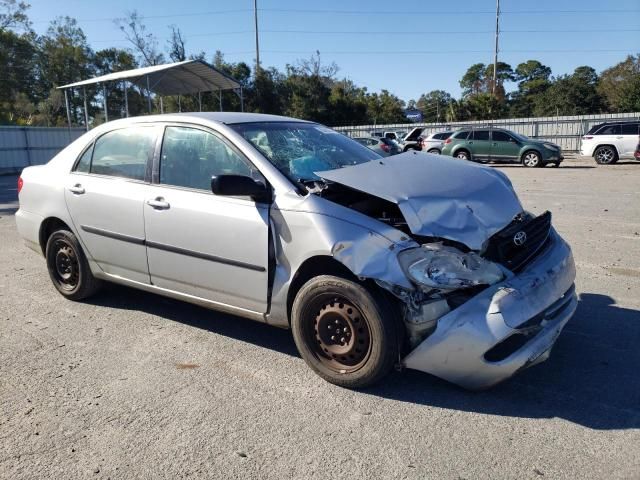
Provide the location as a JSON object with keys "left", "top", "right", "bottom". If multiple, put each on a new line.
{"left": 492, "top": 0, "right": 500, "bottom": 96}
{"left": 254, "top": 0, "right": 260, "bottom": 74}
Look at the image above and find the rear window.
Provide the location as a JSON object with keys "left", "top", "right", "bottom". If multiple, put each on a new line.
{"left": 380, "top": 138, "right": 395, "bottom": 145}
{"left": 441, "top": 132, "right": 453, "bottom": 139}
{"left": 598, "top": 124, "right": 621, "bottom": 135}
{"left": 620, "top": 123, "right": 640, "bottom": 135}
{"left": 454, "top": 130, "right": 470, "bottom": 139}
{"left": 90, "top": 127, "right": 156, "bottom": 181}
{"left": 586, "top": 124, "right": 603, "bottom": 135}
{"left": 472, "top": 130, "right": 490, "bottom": 141}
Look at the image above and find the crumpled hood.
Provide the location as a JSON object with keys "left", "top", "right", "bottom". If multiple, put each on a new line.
{"left": 316, "top": 152, "right": 523, "bottom": 251}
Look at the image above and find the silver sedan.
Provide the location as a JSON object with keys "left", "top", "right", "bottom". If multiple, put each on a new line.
{"left": 15, "top": 113, "right": 577, "bottom": 389}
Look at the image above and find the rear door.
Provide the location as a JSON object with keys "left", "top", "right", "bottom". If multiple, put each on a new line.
{"left": 64, "top": 126, "right": 158, "bottom": 284}
{"left": 469, "top": 129, "right": 491, "bottom": 160}
{"left": 143, "top": 124, "right": 270, "bottom": 313}
{"left": 491, "top": 130, "right": 521, "bottom": 162}
{"left": 620, "top": 122, "right": 640, "bottom": 156}
{"left": 596, "top": 123, "right": 622, "bottom": 154}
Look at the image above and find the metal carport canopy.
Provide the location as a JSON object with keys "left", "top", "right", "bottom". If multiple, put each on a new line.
{"left": 58, "top": 59, "right": 241, "bottom": 95}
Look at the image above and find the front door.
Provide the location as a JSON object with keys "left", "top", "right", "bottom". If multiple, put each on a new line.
{"left": 490, "top": 130, "right": 522, "bottom": 163}
{"left": 143, "top": 125, "right": 270, "bottom": 313}
{"left": 64, "top": 126, "right": 158, "bottom": 284}
{"left": 620, "top": 122, "right": 640, "bottom": 156}
{"left": 468, "top": 129, "right": 491, "bottom": 161}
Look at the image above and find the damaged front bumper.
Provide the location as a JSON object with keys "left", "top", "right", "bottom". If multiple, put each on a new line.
{"left": 402, "top": 229, "right": 577, "bottom": 390}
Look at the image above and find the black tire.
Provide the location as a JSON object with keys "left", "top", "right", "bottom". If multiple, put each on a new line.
{"left": 455, "top": 149, "right": 470, "bottom": 160}
{"left": 291, "top": 275, "right": 399, "bottom": 389}
{"left": 521, "top": 150, "right": 542, "bottom": 168}
{"left": 427, "top": 148, "right": 441, "bottom": 155}
{"left": 45, "top": 229, "right": 102, "bottom": 300}
{"left": 593, "top": 145, "right": 618, "bottom": 165}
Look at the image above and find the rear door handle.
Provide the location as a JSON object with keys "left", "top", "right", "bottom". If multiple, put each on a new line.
{"left": 68, "top": 184, "right": 85, "bottom": 195}
{"left": 146, "top": 197, "right": 170, "bottom": 210}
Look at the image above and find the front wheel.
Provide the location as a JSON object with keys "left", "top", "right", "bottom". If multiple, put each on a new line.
{"left": 45, "top": 229, "right": 102, "bottom": 300}
{"left": 427, "top": 148, "right": 441, "bottom": 155}
{"left": 522, "top": 151, "right": 542, "bottom": 167}
{"left": 291, "top": 275, "right": 399, "bottom": 389}
{"left": 455, "top": 150, "right": 470, "bottom": 160}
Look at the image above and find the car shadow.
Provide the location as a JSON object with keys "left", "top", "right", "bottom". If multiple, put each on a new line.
{"left": 89, "top": 287, "right": 639, "bottom": 430}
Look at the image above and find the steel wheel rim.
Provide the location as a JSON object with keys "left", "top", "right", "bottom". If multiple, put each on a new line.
{"left": 597, "top": 148, "right": 614, "bottom": 163}
{"left": 52, "top": 239, "right": 79, "bottom": 291}
{"left": 304, "top": 294, "right": 372, "bottom": 373}
{"left": 524, "top": 153, "right": 539, "bottom": 166}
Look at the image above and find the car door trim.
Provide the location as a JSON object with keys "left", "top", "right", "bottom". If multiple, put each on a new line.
{"left": 145, "top": 240, "right": 267, "bottom": 272}
{"left": 81, "top": 225, "right": 266, "bottom": 272}
{"left": 81, "top": 225, "right": 146, "bottom": 245}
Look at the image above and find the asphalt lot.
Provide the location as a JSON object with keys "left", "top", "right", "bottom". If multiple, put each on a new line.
{"left": 1, "top": 156, "right": 639, "bottom": 479}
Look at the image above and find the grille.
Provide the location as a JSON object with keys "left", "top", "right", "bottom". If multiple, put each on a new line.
{"left": 483, "top": 211, "right": 552, "bottom": 271}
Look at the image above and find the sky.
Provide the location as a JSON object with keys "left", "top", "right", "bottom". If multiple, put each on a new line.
{"left": 26, "top": 0, "right": 640, "bottom": 101}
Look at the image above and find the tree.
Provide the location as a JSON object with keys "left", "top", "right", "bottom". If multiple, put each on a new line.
{"left": 534, "top": 66, "right": 605, "bottom": 116}
{"left": 416, "top": 90, "right": 453, "bottom": 122}
{"left": 116, "top": 11, "right": 164, "bottom": 66}
{"left": 167, "top": 25, "right": 186, "bottom": 62}
{"left": 460, "top": 63, "right": 486, "bottom": 96}
{"left": 366, "top": 90, "right": 406, "bottom": 124}
{"left": 510, "top": 60, "right": 552, "bottom": 117}
{"left": 0, "top": 0, "right": 30, "bottom": 32}
{"left": 598, "top": 54, "right": 640, "bottom": 112}
{"left": 93, "top": 48, "right": 145, "bottom": 119}
{"left": 328, "top": 79, "right": 368, "bottom": 125}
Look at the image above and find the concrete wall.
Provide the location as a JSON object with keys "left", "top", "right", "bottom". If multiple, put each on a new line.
{"left": 0, "top": 126, "right": 86, "bottom": 174}
{"left": 334, "top": 112, "right": 640, "bottom": 152}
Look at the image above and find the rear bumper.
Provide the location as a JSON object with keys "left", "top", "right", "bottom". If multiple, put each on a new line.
{"left": 15, "top": 208, "right": 44, "bottom": 254}
{"left": 403, "top": 229, "right": 576, "bottom": 390}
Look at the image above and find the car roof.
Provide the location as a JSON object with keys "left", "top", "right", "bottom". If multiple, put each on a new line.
{"left": 100, "top": 112, "right": 313, "bottom": 128}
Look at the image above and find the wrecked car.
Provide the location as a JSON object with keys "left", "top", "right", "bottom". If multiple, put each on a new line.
{"left": 15, "top": 113, "right": 577, "bottom": 390}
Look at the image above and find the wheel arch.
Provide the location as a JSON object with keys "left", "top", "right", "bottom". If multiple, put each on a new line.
{"left": 39, "top": 217, "right": 73, "bottom": 255}
{"left": 520, "top": 148, "right": 542, "bottom": 163}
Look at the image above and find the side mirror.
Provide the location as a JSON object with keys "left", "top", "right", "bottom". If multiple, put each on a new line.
{"left": 211, "top": 175, "right": 271, "bottom": 203}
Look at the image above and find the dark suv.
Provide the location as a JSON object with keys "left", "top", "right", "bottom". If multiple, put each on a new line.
{"left": 441, "top": 128, "right": 563, "bottom": 167}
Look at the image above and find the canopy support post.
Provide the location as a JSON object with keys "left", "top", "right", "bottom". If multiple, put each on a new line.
{"left": 64, "top": 89, "right": 72, "bottom": 128}
{"left": 82, "top": 87, "right": 89, "bottom": 131}
{"left": 146, "top": 75, "right": 152, "bottom": 113}
{"left": 240, "top": 87, "right": 244, "bottom": 112}
{"left": 198, "top": 91, "right": 202, "bottom": 112}
{"left": 219, "top": 89, "right": 222, "bottom": 112}
{"left": 124, "top": 81, "right": 129, "bottom": 117}
{"left": 102, "top": 84, "right": 108, "bottom": 122}
{"left": 160, "top": 97, "right": 164, "bottom": 114}
{"left": 178, "top": 95, "right": 181, "bottom": 112}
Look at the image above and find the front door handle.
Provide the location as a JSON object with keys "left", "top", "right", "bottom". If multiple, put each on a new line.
{"left": 68, "top": 184, "right": 85, "bottom": 195}
{"left": 146, "top": 197, "right": 170, "bottom": 210}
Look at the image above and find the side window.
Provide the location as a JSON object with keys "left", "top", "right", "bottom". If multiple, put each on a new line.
{"left": 621, "top": 123, "right": 639, "bottom": 135}
{"left": 75, "top": 143, "right": 93, "bottom": 173}
{"left": 91, "top": 127, "right": 155, "bottom": 180}
{"left": 599, "top": 124, "right": 621, "bottom": 135}
{"left": 160, "top": 126, "right": 255, "bottom": 191}
{"left": 492, "top": 131, "right": 512, "bottom": 142}
{"left": 472, "top": 130, "right": 490, "bottom": 141}
{"left": 455, "top": 130, "right": 470, "bottom": 139}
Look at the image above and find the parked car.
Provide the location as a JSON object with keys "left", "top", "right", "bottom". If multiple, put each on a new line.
{"left": 398, "top": 127, "right": 424, "bottom": 151}
{"left": 580, "top": 120, "right": 640, "bottom": 164}
{"left": 441, "top": 128, "right": 563, "bottom": 167}
{"left": 15, "top": 112, "right": 577, "bottom": 390}
{"left": 353, "top": 136, "right": 400, "bottom": 156}
{"left": 420, "top": 131, "right": 454, "bottom": 154}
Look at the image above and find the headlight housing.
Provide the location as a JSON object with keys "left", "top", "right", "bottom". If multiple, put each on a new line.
{"left": 398, "top": 243, "right": 504, "bottom": 291}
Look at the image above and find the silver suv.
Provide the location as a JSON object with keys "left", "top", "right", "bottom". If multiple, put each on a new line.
{"left": 15, "top": 113, "right": 577, "bottom": 390}
{"left": 580, "top": 120, "right": 640, "bottom": 164}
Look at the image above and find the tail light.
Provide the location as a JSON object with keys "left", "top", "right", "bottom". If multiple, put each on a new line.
{"left": 380, "top": 143, "right": 390, "bottom": 153}
{"left": 17, "top": 176, "right": 23, "bottom": 194}
{"left": 444, "top": 138, "right": 452, "bottom": 144}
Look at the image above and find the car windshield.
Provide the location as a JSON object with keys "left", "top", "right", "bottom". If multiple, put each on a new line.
{"left": 230, "top": 121, "right": 380, "bottom": 181}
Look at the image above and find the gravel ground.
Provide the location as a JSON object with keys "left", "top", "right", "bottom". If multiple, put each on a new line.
{"left": 1, "top": 156, "right": 639, "bottom": 479}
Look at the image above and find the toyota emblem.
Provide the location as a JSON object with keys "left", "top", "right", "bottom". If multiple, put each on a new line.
{"left": 513, "top": 231, "right": 527, "bottom": 246}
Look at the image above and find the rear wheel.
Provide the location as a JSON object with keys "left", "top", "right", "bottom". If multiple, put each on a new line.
{"left": 45, "top": 229, "right": 102, "bottom": 300}
{"left": 427, "top": 148, "right": 441, "bottom": 155}
{"left": 594, "top": 145, "right": 618, "bottom": 165}
{"left": 522, "top": 150, "right": 542, "bottom": 168}
{"left": 291, "top": 275, "right": 398, "bottom": 389}
{"left": 455, "top": 149, "right": 470, "bottom": 160}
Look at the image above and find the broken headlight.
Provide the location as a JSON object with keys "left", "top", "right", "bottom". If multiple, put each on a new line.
{"left": 398, "top": 243, "right": 504, "bottom": 291}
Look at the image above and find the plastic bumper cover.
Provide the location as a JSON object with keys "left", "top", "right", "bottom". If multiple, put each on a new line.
{"left": 403, "top": 229, "right": 577, "bottom": 390}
